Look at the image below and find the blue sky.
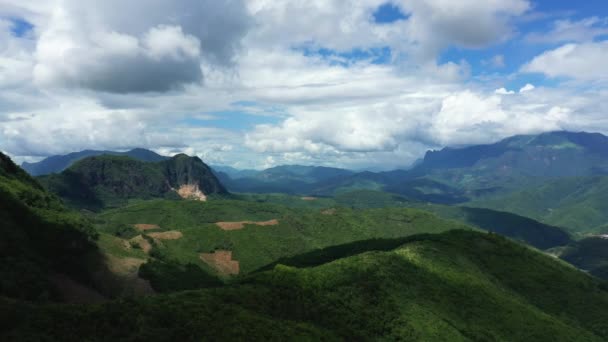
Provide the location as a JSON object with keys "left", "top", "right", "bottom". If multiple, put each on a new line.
{"left": 1, "top": 0, "right": 608, "bottom": 169}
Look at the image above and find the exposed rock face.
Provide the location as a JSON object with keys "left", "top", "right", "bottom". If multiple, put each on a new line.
{"left": 176, "top": 183, "right": 207, "bottom": 201}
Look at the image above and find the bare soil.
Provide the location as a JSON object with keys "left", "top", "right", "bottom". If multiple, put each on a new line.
{"left": 147, "top": 231, "right": 183, "bottom": 240}
{"left": 176, "top": 184, "right": 207, "bottom": 201}
{"left": 301, "top": 196, "right": 317, "bottom": 201}
{"left": 130, "top": 235, "right": 152, "bottom": 253}
{"left": 133, "top": 224, "right": 160, "bottom": 231}
{"left": 200, "top": 250, "right": 239, "bottom": 276}
{"left": 321, "top": 208, "right": 336, "bottom": 215}
{"left": 215, "top": 219, "right": 279, "bottom": 230}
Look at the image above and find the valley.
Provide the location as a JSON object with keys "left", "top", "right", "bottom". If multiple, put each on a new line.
{"left": 4, "top": 130, "right": 608, "bottom": 340}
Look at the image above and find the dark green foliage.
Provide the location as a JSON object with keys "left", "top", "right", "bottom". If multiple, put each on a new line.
{"left": 3, "top": 230, "right": 608, "bottom": 341}
{"left": 39, "top": 153, "right": 227, "bottom": 209}
{"left": 560, "top": 237, "right": 608, "bottom": 279}
{"left": 21, "top": 148, "right": 168, "bottom": 176}
{"left": 0, "top": 153, "right": 98, "bottom": 301}
{"left": 139, "top": 260, "right": 222, "bottom": 292}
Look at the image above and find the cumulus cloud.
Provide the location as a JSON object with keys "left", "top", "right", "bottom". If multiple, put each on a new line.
{"left": 29, "top": 0, "right": 251, "bottom": 93}
{"left": 519, "top": 83, "right": 535, "bottom": 93}
{"left": 3, "top": 0, "right": 608, "bottom": 169}
{"left": 522, "top": 41, "right": 608, "bottom": 80}
{"left": 495, "top": 87, "right": 514, "bottom": 95}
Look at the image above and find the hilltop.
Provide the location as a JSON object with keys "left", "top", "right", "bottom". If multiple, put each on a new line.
{"left": 39, "top": 153, "right": 227, "bottom": 209}
{"left": 21, "top": 148, "right": 168, "bottom": 176}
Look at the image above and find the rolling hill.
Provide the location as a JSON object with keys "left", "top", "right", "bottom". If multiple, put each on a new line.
{"left": 21, "top": 148, "right": 168, "bottom": 176}
{"left": 469, "top": 175, "right": 608, "bottom": 236}
{"left": 38, "top": 154, "right": 227, "bottom": 209}
{"left": 3, "top": 230, "right": 608, "bottom": 341}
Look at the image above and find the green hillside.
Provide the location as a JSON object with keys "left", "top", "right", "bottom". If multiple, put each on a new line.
{"left": 0, "top": 152, "right": 98, "bottom": 301}
{"left": 237, "top": 190, "right": 572, "bottom": 250}
{"left": 39, "top": 154, "right": 227, "bottom": 209}
{"left": 470, "top": 175, "right": 608, "bottom": 236}
{"left": 3, "top": 230, "right": 608, "bottom": 341}
{"left": 21, "top": 148, "right": 168, "bottom": 176}
{"left": 94, "top": 199, "right": 470, "bottom": 282}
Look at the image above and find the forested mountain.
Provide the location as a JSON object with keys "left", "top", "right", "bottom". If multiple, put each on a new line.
{"left": 38, "top": 154, "right": 227, "bottom": 209}
{"left": 21, "top": 148, "right": 168, "bottom": 176}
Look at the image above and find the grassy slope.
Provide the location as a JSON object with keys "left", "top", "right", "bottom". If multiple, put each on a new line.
{"left": 95, "top": 199, "right": 468, "bottom": 276}
{"left": 3, "top": 230, "right": 608, "bottom": 341}
{"left": 241, "top": 190, "right": 572, "bottom": 250}
{"left": 469, "top": 176, "right": 608, "bottom": 236}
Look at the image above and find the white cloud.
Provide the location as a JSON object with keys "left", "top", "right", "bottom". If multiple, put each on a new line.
{"left": 3, "top": 0, "right": 608, "bottom": 170}
{"left": 495, "top": 87, "right": 514, "bottom": 95}
{"left": 519, "top": 83, "right": 535, "bottom": 93}
{"left": 28, "top": 0, "right": 251, "bottom": 93}
{"left": 522, "top": 41, "right": 608, "bottom": 81}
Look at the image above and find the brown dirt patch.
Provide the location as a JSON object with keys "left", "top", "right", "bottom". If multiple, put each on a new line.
{"left": 215, "top": 219, "right": 279, "bottom": 230}
{"left": 130, "top": 235, "right": 153, "bottom": 254}
{"left": 200, "top": 250, "right": 239, "bottom": 276}
{"left": 301, "top": 196, "right": 317, "bottom": 201}
{"left": 147, "top": 231, "right": 183, "bottom": 240}
{"left": 133, "top": 224, "right": 160, "bottom": 231}
{"left": 102, "top": 255, "right": 155, "bottom": 296}
{"left": 321, "top": 208, "right": 336, "bottom": 215}
{"left": 176, "top": 183, "right": 207, "bottom": 201}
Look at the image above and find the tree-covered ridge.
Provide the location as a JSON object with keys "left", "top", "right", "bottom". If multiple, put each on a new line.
{"left": 0, "top": 152, "right": 97, "bottom": 301}
{"left": 20, "top": 148, "right": 168, "bottom": 176}
{"left": 3, "top": 230, "right": 608, "bottom": 341}
{"left": 39, "top": 153, "right": 227, "bottom": 209}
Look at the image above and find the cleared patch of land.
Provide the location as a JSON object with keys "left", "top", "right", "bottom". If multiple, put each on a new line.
{"left": 200, "top": 250, "right": 239, "bottom": 276}
{"left": 215, "top": 219, "right": 279, "bottom": 230}
{"left": 301, "top": 196, "right": 317, "bottom": 201}
{"left": 321, "top": 208, "right": 336, "bottom": 215}
{"left": 133, "top": 224, "right": 160, "bottom": 231}
{"left": 130, "top": 235, "right": 153, "bottom": 253}
{"left": 147, "top": 231, "right": 183, "bottom": 240}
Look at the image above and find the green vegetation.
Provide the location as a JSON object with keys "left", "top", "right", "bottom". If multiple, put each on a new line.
{"left": 559, "top": 237, "right": 608, "bottom": 279}
{"left": 39, "top": 153, "right": 227, "bottom": 210}
{"left": 470, "top": 175, "right": 608, "bottom": 236}
{"left": 3, "top": 230, "right": 608, "bottom": 341}
{"left": 0, "top": 152, "right": 98, "bottom": 301}
{"left": 95, "top": 198, "right": 469, "bottom": 276}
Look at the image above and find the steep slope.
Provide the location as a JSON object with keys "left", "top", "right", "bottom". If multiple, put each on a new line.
{"left": 39, "top": 154, "right": 227, "bottom": 209}
{"left": 470, "top": 175, "right": 608, "bottom": 235}
{"left": 21, "top": 148, "right": 168, "bottom": 176}
{"left": 558, "top": 236, "right": 608, "bottom": 279}
{"left": 3, "top": 231, "right": 608, "bottom": 341}
{"left": 0, "top": 152, "right": 97, "bottom": 301}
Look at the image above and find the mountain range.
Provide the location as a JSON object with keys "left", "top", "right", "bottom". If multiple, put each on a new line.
{"left": 4, "top": 131, "right": 608, "bottom": 339}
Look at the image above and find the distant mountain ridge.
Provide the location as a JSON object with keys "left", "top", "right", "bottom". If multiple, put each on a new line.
{"left": 21, "top": 148, "right": 168, "bottom": 176}
{"left": 39, "top": 153, "right": 227, "bottom": 209}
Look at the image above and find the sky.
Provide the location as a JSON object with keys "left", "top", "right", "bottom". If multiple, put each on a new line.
{"left": 1, "top": 0, "right": 608, "bottom": 170}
